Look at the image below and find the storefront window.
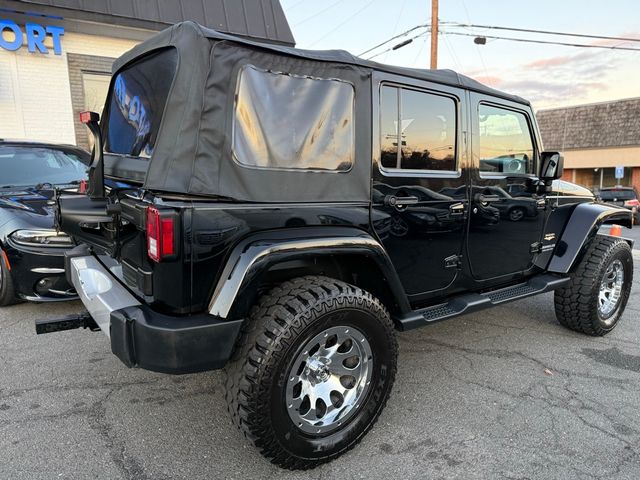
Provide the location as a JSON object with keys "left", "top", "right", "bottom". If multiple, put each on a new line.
{"left": 82, "top": 73, "right": 110, "bottom": 150}
{"left": 590, "top": 167, "right": 633, "bottom": 191}
{"left": 83, "top": 73, "right": 110, "bottom": 115}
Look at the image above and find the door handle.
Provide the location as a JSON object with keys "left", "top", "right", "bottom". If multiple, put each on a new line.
{"left": 474, "top": 193, "right": 501, "bottom": 203}
{"left": 384, "top": 195, "right": 419, "bottom": 208}
{"left": 449, "top": 202, "right": 465, "bottom": 216}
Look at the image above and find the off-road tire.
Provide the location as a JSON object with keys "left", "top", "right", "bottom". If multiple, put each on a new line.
{"left": 0, "top": 249, "right": 18, "bottom": 306}
{"left": 554, "top": 235, "right": 633, "bottom": 336}
{"left": 223, "top": 275, "right": 398, "bottom": 470}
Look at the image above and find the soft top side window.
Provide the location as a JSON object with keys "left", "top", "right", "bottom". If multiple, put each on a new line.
{"left": 232, "top": 65, "right": 355, "bottom": 172}
{"left": 380, "top": 85, "right": 457, "bottom": 172}
{"left": 478, "top": 104, "right": 535, "bottom": 175}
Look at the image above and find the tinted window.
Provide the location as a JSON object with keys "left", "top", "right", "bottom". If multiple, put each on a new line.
{"left": 599, "top": 189, "right": 636, "bottom": 200}
{"left": 380, "top": 85, "right": 456, "bottom": 171}
{"left": 233, "top": 65, "right": 354, "bottom": 171}
{"left": 478, "top": 104, "right": 534, "bottom": 175}
{"left": 104, "top": 48, "right": 177, "bottom": 158}
{"left": 0, "top": 146, "right": 88, "bottom": 187}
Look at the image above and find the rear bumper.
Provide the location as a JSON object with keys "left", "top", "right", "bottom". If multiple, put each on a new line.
{"left": 68, "top": 252, "right": 243, "bottom": 374}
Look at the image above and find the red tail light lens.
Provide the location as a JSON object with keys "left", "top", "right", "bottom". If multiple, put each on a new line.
{"left": 78, "top": 179, "right": 88, "bottom": 193}
{"left": 624, "top": 199, "right": 640, "bottom": 207}
{"left": 146, "top": 206, "right": 175, "bottom": 262}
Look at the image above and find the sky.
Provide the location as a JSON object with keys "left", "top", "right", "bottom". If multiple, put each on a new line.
{"left": 280, "top": 0, "right": 640, "bottom": 111}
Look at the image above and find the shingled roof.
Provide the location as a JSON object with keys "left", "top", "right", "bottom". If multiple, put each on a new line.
{"left": 536, "top": 97, "right": 640, "bottom": 150}
{"left": 5, "top": 0, "right": 295, "bottom": 46}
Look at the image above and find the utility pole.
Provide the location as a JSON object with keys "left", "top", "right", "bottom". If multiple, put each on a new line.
{"left": 430, "top": 0, "right": 438, "bottom": 69}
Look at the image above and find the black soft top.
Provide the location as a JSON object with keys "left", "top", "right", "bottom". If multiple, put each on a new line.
{"left": 104, "top": 21, "right": 529, "bottom": 202}
{"left": 114, "top": 21, "right": 526, "bottom": 105}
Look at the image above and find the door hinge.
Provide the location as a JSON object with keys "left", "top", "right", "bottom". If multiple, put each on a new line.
{"left": 444, "top": 254, "right": 462, "bottom": 269}
{"left": 530, "top": 241, "right": 543, "bottom": 254}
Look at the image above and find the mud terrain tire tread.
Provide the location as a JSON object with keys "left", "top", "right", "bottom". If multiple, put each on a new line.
{"left": 223, "top": 275, "right": 398, "bottom": 470}
{"left": 554, "top": 235, "right": 633, "bottom": 336}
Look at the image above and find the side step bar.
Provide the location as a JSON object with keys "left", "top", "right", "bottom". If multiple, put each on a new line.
{"left": 35, "top": 312, "right": 99, "bottom": 335}
{"left": 397, "top": 274, "right": 570, "bottom": 331}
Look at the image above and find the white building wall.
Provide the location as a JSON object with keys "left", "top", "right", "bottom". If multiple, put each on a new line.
{"left": 0, "top": 31, "right": 139, "bottom": 145}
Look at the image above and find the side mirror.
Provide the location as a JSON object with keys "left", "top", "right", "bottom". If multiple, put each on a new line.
{"left": 540, "top": 151, "right": 564, "bottom": 181}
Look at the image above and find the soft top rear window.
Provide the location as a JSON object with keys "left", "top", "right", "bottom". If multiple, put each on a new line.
{"left": 104, "top": 48, "right": 177, "bottom": 158}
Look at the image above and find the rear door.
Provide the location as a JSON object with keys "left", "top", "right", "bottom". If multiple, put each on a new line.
{"left": 467, "top": 93, "right": 547, "bottom": 281}
{"left": 371, "top": 74, "right": 469, "bottom": 300}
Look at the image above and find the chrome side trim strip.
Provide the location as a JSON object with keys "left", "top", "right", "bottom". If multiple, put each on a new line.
{"left": 31, "top": 267, "right": 65, "bottom": 274}
{"left": 208, "top": 236, "right": 382, "bottom": 318}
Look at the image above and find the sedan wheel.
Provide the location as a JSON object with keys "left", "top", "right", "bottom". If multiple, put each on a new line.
{"left": 508, "top": 207, "right": 525, "bottom": 222}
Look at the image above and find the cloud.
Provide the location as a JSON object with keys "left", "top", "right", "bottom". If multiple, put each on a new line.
{"left": 466, "top": 32, "right": 640, "bottom": 109}
{"left": 500, "top": 79, "right": 608, "bottom": 101}
{"left": 473, "top": 75, "right": 502, "bottom": 87}
{"left": 464, "top": 41, "right": 635, "bottom": 109}
{"left": 525, "top": 55, "right": 574, "bottom": 69}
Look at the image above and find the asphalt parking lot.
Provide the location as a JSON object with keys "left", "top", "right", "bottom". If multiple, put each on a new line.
{"left": 1, "top": 227, "right": 639, "bottom": 480}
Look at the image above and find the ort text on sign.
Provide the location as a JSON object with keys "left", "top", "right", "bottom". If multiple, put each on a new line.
{"left": 0, "top": 18, "right": 64, "bottom": 55}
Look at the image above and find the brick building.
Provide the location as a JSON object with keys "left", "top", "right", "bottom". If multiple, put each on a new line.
{"left": 0, "top": 0, "right": 294, "bottom": 149}
{"left": 536, "top": 98, "right": 640, "bottom": 193}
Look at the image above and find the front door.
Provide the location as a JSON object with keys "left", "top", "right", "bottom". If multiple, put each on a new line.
{"left": 372, "top": 76, "right": 468, "bottom": 300}
{"left": 467, "top": 93, "right": 547, "bottom": 280}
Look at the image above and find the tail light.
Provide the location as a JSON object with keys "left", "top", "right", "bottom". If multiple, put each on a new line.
{"left": 624, "top": 199, "right": 640, "bottom": 207}
{"left": 78, "top": 179, "right": 88, "bottom": 193}
{"left": 146, "top": 206, "right": 177, "bottom": 262}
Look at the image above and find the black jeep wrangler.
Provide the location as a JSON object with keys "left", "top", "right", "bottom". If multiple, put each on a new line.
{"left": 41, "top": 22, "right": 634, "bottom": 469}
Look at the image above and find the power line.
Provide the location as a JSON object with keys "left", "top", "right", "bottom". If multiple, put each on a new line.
{"left": 308, "top": 0, "right": 377, "bottom": 47}
{"left": 458, "top": 0, "right": 489, "bottom": 81}
{"left": 285, "top": 0, "right": 307, "bottom": 11}
{"left": 364, "top": 30, "right": 430, "bottom": 60}
{"left": 358, "top": 24, "right": 427, "bottom": 56}
{"left": 358, "top": 20, "right": 640, "bottom": 60}
{"left": 383, "top": 0, "right": 409, "bottom": 63}
{"left": 448, "top": 22, "right": 640, "bottom": 44}
{"left": 442, "top": 30, "right": 640, "bottom": 52}
{"left": 293, "top": 0, "right": 345, "bottom": 27}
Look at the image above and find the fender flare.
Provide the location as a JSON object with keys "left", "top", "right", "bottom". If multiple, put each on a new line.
{"left": 547, "top": 203, "right": 633, "bottom": 274}
{"left": 207, "top": 227, "right": 410, "bottom": 320}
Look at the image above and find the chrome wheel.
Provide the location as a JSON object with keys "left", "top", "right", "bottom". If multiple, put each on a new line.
{"left": 390, "top": 217, "right": 409, "bottom": 237}
{"left": 286, "top": 325, "right": 373, "bottom": 434}
{"left": 598, "top": 259, "right": 624, "bottom": 321}
{"left": 509, "top": 208, "right": 525, "bottom": 221}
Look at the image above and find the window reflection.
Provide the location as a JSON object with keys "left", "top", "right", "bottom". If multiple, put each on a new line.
{"left": 478, "top": 105, "right": 534, "bottom": 174}
{"left": 233, "top": 66, "right": 354, "bottom": 171}
{"left": 104, "top": 48, "right": 177, "bottom": 158}
{"left": 380, "top": 85, "right": 456, "bottom": 171}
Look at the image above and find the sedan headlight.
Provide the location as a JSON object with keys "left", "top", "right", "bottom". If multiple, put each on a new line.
{"left": 10, "top": 229, "right": 73, "bottom": 247}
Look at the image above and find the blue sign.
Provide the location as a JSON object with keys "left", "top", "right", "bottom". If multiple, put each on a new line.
{"left": 0, "top": 18, "right": 64, "bottom": 55}
{"left": 615, "top": 165, "right": 624, "bottom": 179}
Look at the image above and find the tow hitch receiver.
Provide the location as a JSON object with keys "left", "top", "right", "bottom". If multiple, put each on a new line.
{"left": 35, "top": 312, "right": 99, "bottom": 335}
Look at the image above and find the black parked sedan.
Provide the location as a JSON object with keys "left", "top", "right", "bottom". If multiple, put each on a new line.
{"left": 599, "top": 186, "right": 639, "bottom": 224}
{"left": 0, "top": 140, "right": 89, "bottom": 306}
